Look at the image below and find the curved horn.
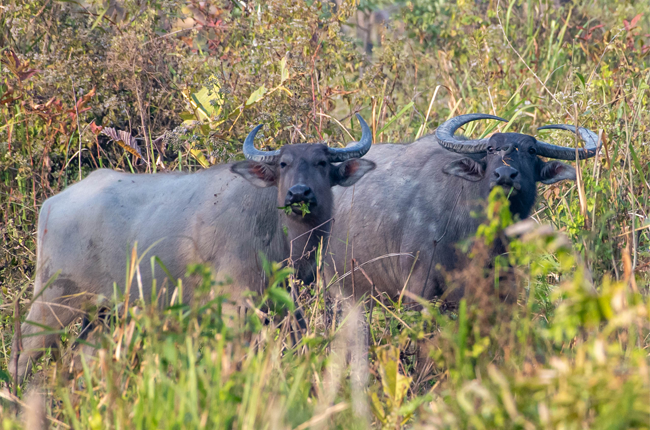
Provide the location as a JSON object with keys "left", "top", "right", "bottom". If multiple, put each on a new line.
{"left": 435, "top": 113, "right": 508, "bottom": 154}
{"left": 327, "top": 114, "right": 373, "bottom": 162}
{"left": 536, "top": 124, "right": 600, "bottom": 160}
{"left": 242, "top": 124, "right": 280, "bottom": 162}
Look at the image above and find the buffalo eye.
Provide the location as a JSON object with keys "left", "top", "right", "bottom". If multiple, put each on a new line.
{"left": 280, "top": 162, "right": 287, "bottom": 168}
{"left": 317, "top": 160, "right": 327, "bottom": 167}
{"left": 528, "top": 147, "right": 537, "bottom": 155}
{"left": 487, "top": 146, "right": 494, "bottom": 154}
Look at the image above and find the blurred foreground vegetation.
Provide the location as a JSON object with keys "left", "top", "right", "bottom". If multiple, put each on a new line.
{"left": 1, "top": 0, "right": 649, "bottom": 428}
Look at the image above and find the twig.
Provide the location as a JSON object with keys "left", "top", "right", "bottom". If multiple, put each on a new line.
{"left": 371, "top": 295, "right": 411, "bottom": 330}
{"left": 309, "top": 39, "right": 322, "bottom": 130}
{"left": 293, "top": 402, "right": 349, "bottom": 430}
{"left": 615, "top": 223, "right": 650, "bottom": 237}
{"left": 398, "top": 251, "right": 419, "bottom": 306}
{"left": 591, "top": 130, "right": 603, "bottom": 234}
{"left": 573, "top": 103, "right": 588, "bottom": 225}
{"left": 335, "top": 253, "right": 415, "bottom": 283}
{"left": 63, "top": 148, "right": 88, "bottom": 170}
{"left": 350, "top": 258, "right": 356, "bottom": 300}
{"left": 371, "top": 96, "right": 377, "bottom": 143}
{"left": 134, "top": 80, "right": 151, "bottom": 171}
{"left": 316, "top": 113, "right": 354, "bottom": 140}
{"left": 12, "top": 297, "right": 22, "bottom": 397}
{"left": 70, "top": 78, "right": 84, "bottom": 181}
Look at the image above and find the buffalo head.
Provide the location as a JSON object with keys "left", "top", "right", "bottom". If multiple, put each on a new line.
{"left": 437, "top": 114, "right": 599, "bottom": 218}
{"left": 231, "top": 115, "right": 375, "bottom": 222}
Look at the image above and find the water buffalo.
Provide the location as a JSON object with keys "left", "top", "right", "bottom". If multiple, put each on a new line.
{"left": 10, "top": 115, "right": 375, "bottom": 382}
{"left": 325, "top": 113, "right": 599, "bottom": 303}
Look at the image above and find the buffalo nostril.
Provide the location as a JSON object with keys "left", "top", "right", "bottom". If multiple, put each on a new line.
{"left": 286, "top": 184, "right": 316, "bottom": 205}
{"left": 494, "top": 166, "right": 518, "bottom": 185}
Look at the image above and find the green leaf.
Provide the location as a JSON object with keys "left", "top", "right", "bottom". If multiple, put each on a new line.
{"left": 181, "top": 76, "right": 223, "bottom": 122}
{"left": 500, "top": 104, "right": 539, "bottom": 133}
{"left": 165, "top": 303, "right": 191, "bottom": 312}
{"left": 0, "top": 368, "right": 11, "bottom": 383}
{"left": 246, "top": 84, "right": 267, "bottom": 106}
{"left": 270, "top": 267, "right": 294, "bottom": 288}
{"left": 190, "top": 149, "right": 210, "bottom": 168}
{"left": 577, "top": 72, "right": 586, "bottom": 88}
{"left": 180, "top": 112, "right": 196, "bottom": 121}
{"left": 398, "top": 394, "right": 433, "bottom": 421}
{"left": 377, "top": 346, "right": 411, "bottom": 405}
{"left": 370, "top": 391, "right": 388, "bottom": 424}
{"left": 247, "top": 312, "right": 263, "bottom": 333}
{"left": 259, "top": 252, "right": 272, "bottom": 277}
{"left": 278, "top": 205, "right": 292, "bottom": 215}
{"left": 629, "top": 144, "right": 647, "bottom": 186}
{"left": 280, "top": 56, "right": 289, "bottom": 83}
{"left": 191, "top": 84, "right": 222, "bottom": 120}
{"left": 278, "top": 86, "right": 293, "bottom": 97}
{"left": 90, "top": 8, "right": 108, "bottom": 31}
{"left": 154, "top": 256, "right": 178, "bottom": 286}
{"left": 267, "top": 286, "right": 295, "bottom": 311}
{"left": 190, "top": 94, "right": 211, "bottom": 121}
{"left": 377, "top": 101, "right": 414, "bottom": 135}
{"left": 167, "top": 63, "right": 177, "bottom": 77}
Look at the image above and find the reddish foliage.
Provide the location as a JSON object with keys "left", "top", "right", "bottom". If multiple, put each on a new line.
{"left": 1, "top": 50, "right": 41, "bottom": 82}
{"left": 89, "top": 120, "right": 104, "bottom": 135}
{"left": 576, "top": 23, "right": 604, "bottom": 41}
{"left": 67, "top": 87, "right": 97, "bottom": 120}
{"left": 623, "top": 14, "right": 642, "bottom": 32}
{"left": 623, "top": 14, "right": 645, "bottom": 51}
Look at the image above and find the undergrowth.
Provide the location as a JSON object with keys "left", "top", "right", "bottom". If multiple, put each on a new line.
{"left": 1, "top": 0, "right": 649, "bottom": 428}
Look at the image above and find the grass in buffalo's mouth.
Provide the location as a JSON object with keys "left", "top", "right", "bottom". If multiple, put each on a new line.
{"left": 278, "top": 201, "right": 312, "bottom": 217}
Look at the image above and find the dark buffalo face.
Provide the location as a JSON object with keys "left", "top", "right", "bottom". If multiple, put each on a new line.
{"left": 437, "top": 114, "right": 600, "bottom": 219}
{"left": 443, "top": 132, "right": 576, "bottom": 218}
{"left": 231, "top": 114, "right": 375, "bottom": 223}
{"left": 231, "top": 143, "right": 375, "bottom": 221}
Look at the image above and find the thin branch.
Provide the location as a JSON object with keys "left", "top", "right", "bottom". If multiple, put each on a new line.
{"left": 70, "top": 78, "right": 84, "bottom": 181}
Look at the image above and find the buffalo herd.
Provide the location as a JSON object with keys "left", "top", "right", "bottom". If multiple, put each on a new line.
{"left": 9, "top": 112, "right": 599, "bottom": 382}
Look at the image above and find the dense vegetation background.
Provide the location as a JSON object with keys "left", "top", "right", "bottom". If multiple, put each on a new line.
{"left": 1, "top": 0, "right": 649, "bottom": 428}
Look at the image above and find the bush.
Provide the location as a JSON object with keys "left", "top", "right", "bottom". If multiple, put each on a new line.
{"left": 1, "top": 0, "right": 648, "bottom": 428}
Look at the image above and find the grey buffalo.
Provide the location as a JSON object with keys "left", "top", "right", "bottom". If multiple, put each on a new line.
{"left": 325, "top": 113, "right": 599, "bottom": 303}
{"left": 10, "top": 115, "right": 375, "bottom": 382}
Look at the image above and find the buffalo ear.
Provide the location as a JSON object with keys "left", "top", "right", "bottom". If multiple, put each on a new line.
{"left": 331, "top": 159, "right": 376, "bottom": 187}
{"left": 538, "top": 160, "right": 576, "bottom": 184}
{"left": 231, "top": 160, "right": 277, "bottom": 188}
{"left": 442, "top": 158, "right": 485, "bottom": 182}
